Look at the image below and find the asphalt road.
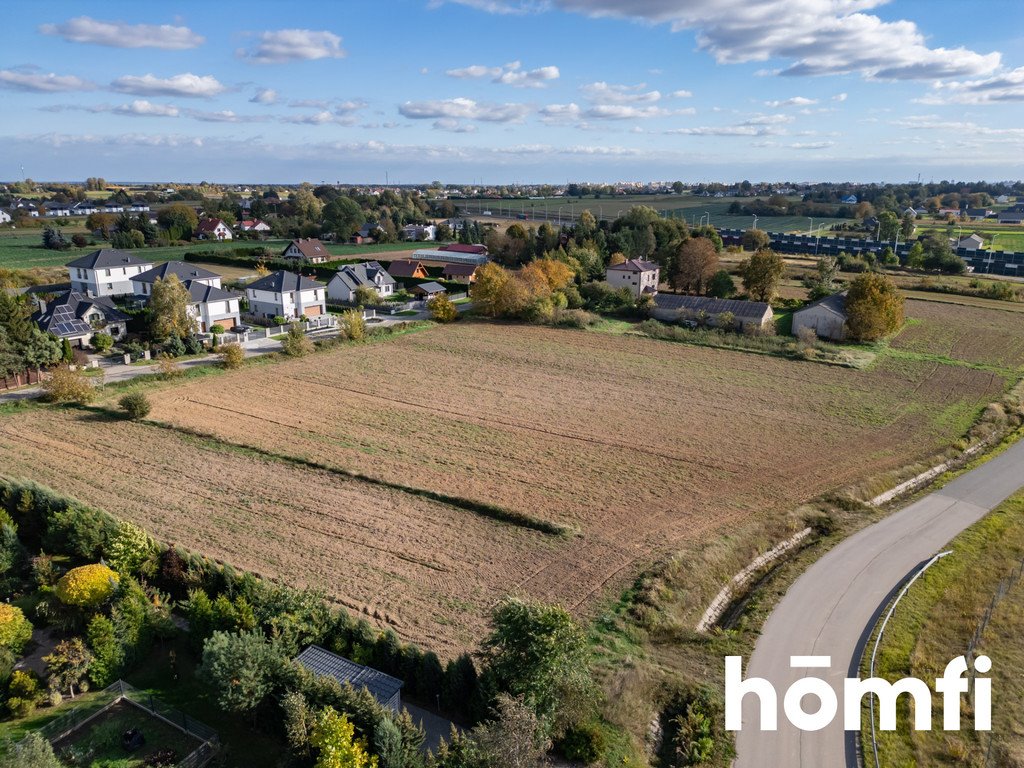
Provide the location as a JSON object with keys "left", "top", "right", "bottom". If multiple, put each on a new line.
{"left": 734, "top": 436, "right": 1024, "bottom": 767}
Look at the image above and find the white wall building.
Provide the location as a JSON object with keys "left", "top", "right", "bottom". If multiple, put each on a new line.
{"left": 245, "top": 271, "right": 327, "bottom": 319}
{"left": 66, "top": 249, "right": 154, "bottom": 297}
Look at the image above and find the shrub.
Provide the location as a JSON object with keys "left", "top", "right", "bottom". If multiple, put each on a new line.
{"left": 340, "top": 310, "right": 366, "bottom": 341}
{"left": 161, "top": 335, "right": 186, "bottom": 358}
{"left": 91, "top": 332, "right": 113, "bottom": 352}
{"left": 272, "top": 315, "right": 288, "bottom": 326}
{"left": 0, "top": 732, "right": 62, "bottom": 768}
{"left": 557, "top": 723, "right": 607, "bottom": 764}
{"left": 209, "top": 324, "right": 226, "bottom": 335}
{"left": 428, "top": 294, "right": 459, "bottom": 323}
{"left": 41, "top": 366, "right": 94, "bottom": 404}
{"left": 156, "top": 354, "right": 182, "bottom": 379}
{"left": 0, "top": 604, "right": 32, "bottom": 654}
{"left": 105, "top": 520, "right": 156, "bottom": 576}
{"left": 219, "top": 342, "right": 245, "bottom": 369}
{"left": 550, "top": 309, "right": 600, "bottom": 329}
{"left": 44, "top": 505, "right": 115, "bottom": 560}
{"left": 55, "top": 563, "right": 120, "bottom": 607}
{"left": 7, "top": 670, "right": 40, "bottom": 716}
{"left": 118, "top": 392, "right": 151, "bottom": 420}
{"left": 71, "top": 234, "right": 88, "bottom": 248}
{"left": 281, "top": 324, "right": 314, "bottom": 357}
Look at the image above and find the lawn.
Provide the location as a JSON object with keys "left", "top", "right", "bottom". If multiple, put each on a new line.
{"left": 868, "top": 492, "right": 1024, "bottom": 767}
{"left": 991, "top": 232, "right": 1024, "bottom": 252}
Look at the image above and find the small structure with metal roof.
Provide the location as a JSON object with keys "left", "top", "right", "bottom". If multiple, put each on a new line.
{"left": 296, "top": 645, "right": 403, "bottom": 712}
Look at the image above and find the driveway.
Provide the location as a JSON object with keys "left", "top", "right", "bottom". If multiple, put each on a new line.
{"left": 734, "top": 436, "right": 1024, "bottom": 767}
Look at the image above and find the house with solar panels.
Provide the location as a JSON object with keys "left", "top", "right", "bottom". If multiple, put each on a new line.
{"left": 67, "top": 249, "right": 154, "bottom": 297}
{"left": 33, "top": 291, "right": 130, "bottom": 347}
{"left": 295, "top": 646, "right": 403, "bottom": 712}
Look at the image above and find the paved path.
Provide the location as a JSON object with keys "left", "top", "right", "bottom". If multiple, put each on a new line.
{"left": 735, "top": 436, "right": 1024, "bottom": 767}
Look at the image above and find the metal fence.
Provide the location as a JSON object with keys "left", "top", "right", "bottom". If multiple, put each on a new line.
{"left": 30, "top": 680, "right": 219, "bottom": 768}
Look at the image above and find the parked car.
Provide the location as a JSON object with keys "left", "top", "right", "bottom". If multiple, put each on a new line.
{"left": 231, "top": 324, "right": 255, "bottom": 333}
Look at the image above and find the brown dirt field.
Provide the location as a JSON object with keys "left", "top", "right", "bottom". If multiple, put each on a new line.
{"left": 0, "top": 410, "right": 558, "bottom": 654}
{"left": 120, "top": 323, "right": 1008, "bottom": 644}
{"left": 891, "top": 299, "right": 1024, "bottom": 370}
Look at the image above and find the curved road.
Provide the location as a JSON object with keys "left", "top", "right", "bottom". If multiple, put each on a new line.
{"left": 734, "top": 436, "right": 1024, "bottom": 767}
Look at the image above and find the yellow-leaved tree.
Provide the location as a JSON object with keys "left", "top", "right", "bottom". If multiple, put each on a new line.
{"left": 844, "top": 272, "right": 905, "bottom": 341}
{"left": 310, "top": 707, "right": 378, "bottom": 768}
{"left": 0, "top": 603, "right": 33, "bottom": 653}
{"left": 55, "top": 563, "right": 120, "bottom": 607}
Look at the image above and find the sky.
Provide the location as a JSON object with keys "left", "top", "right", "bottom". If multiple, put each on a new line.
{"left": 2, "top": 0, "right": 1024, "bottom": 184}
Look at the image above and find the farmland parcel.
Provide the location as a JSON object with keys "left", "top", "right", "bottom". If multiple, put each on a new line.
{"left": 1, "top": 306, "right": 1020, "bottom": 657}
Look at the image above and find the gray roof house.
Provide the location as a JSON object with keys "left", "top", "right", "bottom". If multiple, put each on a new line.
{"left": 792, "top": 292, "right": 848, "bottom": 341}
{"left": 131, "top": 262, "right": 222, "bottom": 296}
{"left": 245, "top": 270, "right": 327, "bottom": 320}
{"left": 296, "top": 645, "right": 403, "bottom": 712}
{"left": 66, "top": 249, "right": 154, "bottom": 297}
{"left": 957, "top": 234, "right": 985, "bottom": 251}
{"left": 33, "top": 291, "right": 129, "bottom": 347}
{"left": 327, "top": 261, "right": 396, "bottom": 303}
{"left": 650, "top": 294, "right": 773, "bottom": 330}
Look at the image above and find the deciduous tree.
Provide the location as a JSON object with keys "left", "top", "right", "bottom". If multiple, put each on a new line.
{"left": 740, "top": 248, "right": 785, "bottom": 302}
{"left": 150, "top": 274, "right": 198, "bottom": 339}
{"left": 845, "top": 272, "right": 905, "bottom": 341}
{"left": 673, "top": 238, "right": 719, "bottom": 294}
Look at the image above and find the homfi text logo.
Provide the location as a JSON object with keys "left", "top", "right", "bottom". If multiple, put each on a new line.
{"left": 724, "top": 655, "right": 992, "bottom": 732}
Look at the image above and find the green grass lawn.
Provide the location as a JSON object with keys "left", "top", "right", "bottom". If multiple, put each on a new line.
{"left": 991, "top": 232, "right": 1024, "bottom": 252}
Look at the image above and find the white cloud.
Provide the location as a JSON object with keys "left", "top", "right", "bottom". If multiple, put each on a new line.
{"left": 445, "top": 61, "right": 559, "bottom": 87}
{"left": 39, "top": 16, "right": 204, "bottom": 49}
{"left": 250, "top": 88, "right": 278, "bottom": 104}
{"left": 433, "top": 118, "right": 478, "bottom": 133}
{"left": 666, "top": 112, "right": 792, "bottom": 136}
{"left": 111, "top": 73, "right": 226, "bottom": 98}
{"left": 335, "top": 100, "right": 368, "bottom": 114}
{"left": 789, "top": 140, "right": 835, "bottom": 149}
{"left": 670, "top": 89, "right": 693, "bottom": 98}
{"left": 114, "top": 100, "right": 179, "bottom": 117}
{"left": 184, "top": 109, "right": 274, "bottom": 124}
{"left": 581, "top": 81, "right": 661, "bottom": 104}
{"left": 584, "top": 104, "right": 694, "bottom": 119}
{"left": 765, "top": 96, "right": 817, "bottom": 107}
{"left": 743, "top": 113, "right": 794, "bottom": 125}
{"left": 0, "top": 69, "right": 95, "bottom": 93}
{"left": 920, "top": 66, "right": 1024, "bottom": 105}
{"left": 444, "top": 0, "right": 1001, "bottom": 82}
{"left": 241, "top": 29, "right": 346, "bottom": 64}
{"left": 398, "top": 97, "right": 531, "bottom": 122}
{"left": 283, "top": 110, "right": 337, "bottom": 125}
{"left": 892, "top": 115, "right": 1024, "bottom": 137}
{"left": 288, "top": 98, "right": 331, "bottom": 109}
{"left": 833, "top": 92, "right": 848, "bottom": 101}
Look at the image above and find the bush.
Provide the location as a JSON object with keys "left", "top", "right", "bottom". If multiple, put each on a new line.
{"left": 156, "top": 354, "right": 182, "bottom": 379}
{"left": 550, "top": 309, "right": 600, "bottom": 329}
{"left": 557, "top": 723, "right": 607, "bottom": 764}
{"left": 91, "top": 332, "right": 113, "bottom": 352}
{"left": 55, "top": 563, "right": 120, "bottom": 607}
{"left": 209, "top": 324, "right": 226, "bottom": 335}
{"left": 118, "top": 392, "right": 151, "bottom": 420}
{"left": 71, "top": 234, "right": 88, "bottom": 248}
{"left": 44, "top": 505, "right": 115, "bottom": 560}
{"left": 281, "top": 324, "right": 314, "bottom": 357}
{"left": 428, "top": 294, "right": 459, "bottom": 323}
{"left": 340, "top": 310, "right": 366, "bottom": 341}
{"left": 7, "top": 670, "right": 40, "bottom": 716}
{"left": 272, "top": 315, "right": 287, "bottom": 326}
{"left": 0, "top": 604, "right": 33, "bottom": 654}
{"left": 41, "top": 366, "right": 94, "bottom": 405}
{"left": 105, "top": 520, "right": 156, "bottom": 576}
{"left": 219, "top": 342, "right": 245, "bottom": 369}
{"left": 161, "top": 335, "right": 186, "bottom": 358}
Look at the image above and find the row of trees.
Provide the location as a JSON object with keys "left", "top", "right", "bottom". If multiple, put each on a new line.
{"left": 0, "top": 293, "right": 64, "bottom": 379}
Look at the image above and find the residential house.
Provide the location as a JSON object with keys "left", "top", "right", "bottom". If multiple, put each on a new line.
{"left": 196, "top": 218, "right": 233, "bottom": 241}
{"left": 296, "top": 646, "right": 403, "bottom": 713}
{"left": 902, "top": 206, "right": 923, "bottom": 217}
{"left": 964, "top": 208, "right": 994, "bottom": 221}
{"left": 938, "top": 207, "right": 962, "bottom": 217}
{"left": 411, "top": 281, "right": 447, "bottom": 299}
{"left": 66, "top": 249, "right": 154, "bottom": 297}
{"left": 103, "top": 202, "right": 124, "bottom": 214}
{"left": 606, "top": 258, "right": 660, "bottom": 298}
{"left": 245, "top": 270, "right": 326, "bottom": 319}
{"left": 282, "top": 238, "right": 330, "bottom": 264}
{"left": 238, "top": 219, "right": 271, "bottom": 233}
{"left": 32, "top": 291, "right": 129, "bottom": 347}
{"left": 0, "top": 211, "right": 10, "bottom": 225}
{"left": 792, "top": 292, "right": 848, "bottom": 341}
{"left": 402, "top": 223, "right": 436, "bottom": 241}
{"left": 998, "top": 206, "right": 1024, "bottom": 224}
{"left": 327, "top": 261, "right": 396, "bottom": 303}
{"left": 841, "top": 194, "right": 858, "bottom": 204}
{"left": 997, "top": 195, "right": 1011, "bottom": 204}
{"left": 442, "top": 263, "right": 479, "bottom": 283}
{"left": 650, "top": 294, "right": 774, "bottom": 331}
{"left": 352, "top": 223, "right": 383, "bottom": 244}
{"left": 131, "top": 262, "right": 222, "bottom": 297}
{"left": 45, "top": 204, "right": 72, "bottom": 218}
{"left": 70, "top": 202, "right": 98, "bottom": 216}
{"left": 386, "top": 259, "right": 429, "bottom": 279}
{"left": 411, "top": 248, "right": 488, "bottom": 266}
{"left": 129, "top": 200, "right": 151, "bottom": 212}
{"left": 957, "top": 234, "right": 985, "bottom": 251}
{"left": 439, "top": 243, "right": 488, "bottom": 257}
{"left": 186, "top": 282, "right": 241, "bottom": 332}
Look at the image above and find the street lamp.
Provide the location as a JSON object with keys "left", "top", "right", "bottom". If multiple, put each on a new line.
{"left": 752, "top": 214, "right": 759, "bottom": 230}
{"left": 808, "top": 217, "right": 814, "bottom": 238}
{"left": 700, "top": 212, "right": 710, "bottom": 228}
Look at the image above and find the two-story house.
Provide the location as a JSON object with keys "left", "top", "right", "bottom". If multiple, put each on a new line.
{"left": 282, "top": 238, "right": 330, "bottom": 264}
{"left": 186, "top": 282, "right": 242, "bottom": 332}
{"left": 131, "top": 261, "right": 222, "bottom": 296}
{"left": 606, "top": 259, "right": 660, "bottom": 299}
{"left": 32, "top": 290, "right": 130, "bottom": 347}
{"left": 327, "top": 261, "right": 396, "bottom": 303}
{"left": 196, "top": 218, "right": 233, "bottom": 241}
{"left": 245, "top": 271, "right": 327, "bottom": 320}
{"left": 66, "top": 249, "right": 154, "bottom": 297}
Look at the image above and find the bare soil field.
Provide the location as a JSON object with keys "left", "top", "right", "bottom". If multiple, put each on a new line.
{"left": 890, "top": 300, "right": 1024, "bottom": 370}
{"left": 0, "top": 410, "right": 558, "bottom": 654}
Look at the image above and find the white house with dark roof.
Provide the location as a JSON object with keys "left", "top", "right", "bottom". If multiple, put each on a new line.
{"left": 327, "top": 261, "right": 395, "bottom": 303}
{"left": 131, "top": 261, "right": 222, "bottom": 296}
{"left": 957, "top": 234, "right": 985, "bottom": 251}
{"left": 196, "top": 218, "right": 233, "bottom": 240}
{"left": 186, "top": 282, "right": 241, "bottom": 332}
{"left": 606, "top": 258, "right": 660, "bottom": 298}
{"left": 282, "top": 238, "right": 330, "bottom": 264}
{"left": 245, "top": 270, "right": 326, "bottom": 319}
{"left": 32, "top": 291, "right": 130, "bottom": 347}
{"left": 792, "top": 292, "right": 848, "bottom": 341}
{"left": 66, "top": 249, "right": 154, "bottom": 297}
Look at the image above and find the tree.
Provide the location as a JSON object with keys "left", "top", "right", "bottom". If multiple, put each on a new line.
{"left": 672, "top": 181, "right": 685, "bottom": 194}
{"left": 292, "top": 189, "right": 324, "bottom": 222}
{"left": 0, "top": 604, "right": 32, "bottom": 654}
{"left": 310, "top": 707, "right": 378, "bottom": 768}
{"left": 482, "top": 598, "right": 595, "bottom": 737}
{"left": 150, "top": 274, "right": 198, "bottom": 339}
{"left": 199, "top": 630, "right": 281, "bottom": 717}
{"left": 282, "top": 323, "right": 315, "bottom": 356}
{"left": 55, "top": 563, "right": 119, "bottom": 607}
{"left": 707, "top": 270, "right": 736, "bottom": 299}
{"left": 0, "top": 292, "right": 32, "bottom": 344}
{"left": 105, "top": 520, "right": 156, "bottom": 575}
{"left": 921, "top": 233, "right": 966, "bottom": 273}
{"left": 157, "top": 203, "right": 199, "bottom": 240}
{"left": 41, "top": 366, "right": 94, "bottom": 404}
{"left": 845, "top": 272, "right": 905, "bottom": 341}
{"left": 353, "top": 285, "right": 380, "bottom": 307}
{"left": 118, "top": 392, "right": 151, "bottom": 420}
{"left": 86, "top": 614, "right": 123, "bottom": 687}
{"left": 474, "top": 694, "right": 550, "bottom": 768}
{"left": 876, "top": 210, "right": 900, "bottom": 241}
{"left": 42, "top": 226, "right": 69, "bottom": 251}
{"left": 61, "top": 337, "right": 74, "bottom": 363}
{"left": 803, "top": 257, "right": 839, "bottom": 301}
{"left": 340, "top": 310, "right": 366, "bottom": 342}
{"left": 86, "top": 212, "right": 116, "bottom": 239}
{"left": 741, "top": 229, "right": 770, "bottom": 251}
{"left": 740, "top": 248, "right": 785, "bottom": 302}
{"left": 22, "top": 329, "right": 63, "bottom": 369}
{"left": 429, "top": 294, "right": 458, "bottom": 323}
{"left": 219, "top": 342, "right": 245, "bottom": 369}
{"left": 0, "top": 733, "right": 63, "bottom": 768}
{"left": 900, "top": 212, "right": 916, "bottom": 239}
{"left": 906, "top": 242, "right": 925, "bottom": 269}
{"left": 674, "top": 238, "right": 719, "bottom": 294}
{"left": 43, "top": 638, "right": 93, "bottom": 698}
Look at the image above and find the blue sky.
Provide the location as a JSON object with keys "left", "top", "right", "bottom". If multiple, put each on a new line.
{"left": 2, "top": 0, "right": 1024, "bottom": 184}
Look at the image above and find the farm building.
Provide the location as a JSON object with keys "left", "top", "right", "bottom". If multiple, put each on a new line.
{"left": 606, "top": 259, "right": 660, "bottom": 299}
{"left": 296, "top": 646, "right": 403, "bottom": 712}
{"left": 650, "top": 294, "right": 773, "bottom": 330}
{"left": 33, "top": 291, "right": 129, "bottom": 347}
{"left": 327, "top": 261, "right": 396, "bottom": 302}
{"left": 245, "top": 270, "right": 327, "bottom": 319}
{"left": 439, "top": 243, "right": 488, "bottom": 257}
{"left": 442, "top": 263, "right": 480, "bottom": 283}
{"left": 411, "top": 248, "right": 489, "bottom": 266}
{"left": 792, "top": 292, "right": 848, "bottom": 341}
{"left": 386, "top": 260, "right": 429, "bottom": 279}
{"left": 411, "top": 281, "right": 447, "bottom": 299}
{"left": 67, "top": 249, "right": 154, "bottom": 297}
{"left": 282, "top": 238, "right": 331, "bottom": 264}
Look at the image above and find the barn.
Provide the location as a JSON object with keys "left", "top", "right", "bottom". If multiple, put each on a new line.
{"left": 295, "top": 645, "right": 404, "bottom": 712}
{"left": 650, "top": 294, "right": 773, "bottom": 330}
{"left": 792, "top": 292, "right": 848, "bottom": 341}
